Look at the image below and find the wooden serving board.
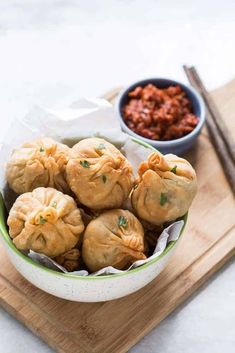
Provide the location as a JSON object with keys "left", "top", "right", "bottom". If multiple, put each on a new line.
{"left": 0, "top": 81, "right": 235, "bottom": 353}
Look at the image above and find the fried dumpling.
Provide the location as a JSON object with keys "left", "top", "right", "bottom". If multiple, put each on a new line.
{"left": 66, "top": 138, "right": 134, "bottom": 209}
{"left": 54, "top": 248, "right": 82, "bottom": 272}
{"left": 7, "top": 187, "right": 84, "bottom": 257}
{"left": 131, "top": 152, "right": 197, "bottom": 225}
{"left": 6, "top": 137, "right": 71, "bottom": 194}
{"left": 82, "top": 209, "right": 146, "bottom": 272}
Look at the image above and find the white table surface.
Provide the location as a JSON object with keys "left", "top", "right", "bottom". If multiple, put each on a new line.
{"left": 0, "top": 1, "right": 235, "bottom": 352}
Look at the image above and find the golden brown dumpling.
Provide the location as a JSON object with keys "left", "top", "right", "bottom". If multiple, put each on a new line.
{"left": 54, "top": 248, "right": 82, "bottom": 272}
{"left": 6, "top": 137, "right": 71, "bottom": 194}
{"left": 132, "top": 152, "right": 197, "bottom": 225}
{"left": 7, "top": 187, "right": 84, "bottom": 257}
{"left": 82, "top": 209, "right": 146, "bottom": 272}
{"left": 66, "top": 138, "right": 134, "bottom": 209}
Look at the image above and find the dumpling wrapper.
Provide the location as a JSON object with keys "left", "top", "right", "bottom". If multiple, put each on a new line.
{"left": 54, "top": 248, "right": 82, "bottom": 272}
{"left": 7, "top": 187, "right": 84, "bottom": 257}
{"left": 66, "top": 138, "right": 134, "bottom": 210}
{"left": 82, "top": 209, "right": 146, "bottom": 272}
{"left": 131, "top": 152, "right": 197, "bottom": 225}
{"left": 6, "top": 137, "right": 71, "bottom": 194}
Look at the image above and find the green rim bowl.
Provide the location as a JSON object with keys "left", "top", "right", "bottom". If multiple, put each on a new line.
{"left": 0, "top": 137, "right": 187, "bottom": 302}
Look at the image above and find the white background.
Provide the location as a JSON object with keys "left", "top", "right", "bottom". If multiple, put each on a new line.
{"left": 0, "top": 1, "right": 235, "bottom": 352}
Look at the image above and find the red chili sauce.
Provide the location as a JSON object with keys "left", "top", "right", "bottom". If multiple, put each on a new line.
{"left": 122, "top": 84, "right": 199, "bottom": 141}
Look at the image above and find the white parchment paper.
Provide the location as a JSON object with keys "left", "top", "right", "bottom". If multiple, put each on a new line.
{"left": 0, "top": 98, "right": 184, "bottom": 276}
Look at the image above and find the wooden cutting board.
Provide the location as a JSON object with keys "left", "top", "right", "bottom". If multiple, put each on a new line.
{"left": 0, "top": 81, "right": 235, "bottom": 353}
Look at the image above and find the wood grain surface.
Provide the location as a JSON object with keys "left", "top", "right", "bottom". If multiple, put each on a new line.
{"left": 0, "top": 81, "right": 235, "bottom": 353}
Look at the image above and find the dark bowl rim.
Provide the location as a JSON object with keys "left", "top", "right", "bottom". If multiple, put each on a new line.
{"left": 114, "top": 77, "right": 206, "bottom": 147}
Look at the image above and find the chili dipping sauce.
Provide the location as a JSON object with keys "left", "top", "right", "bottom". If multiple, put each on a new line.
{"left": 122, "top": 84, "right": 199, "bottom": 141}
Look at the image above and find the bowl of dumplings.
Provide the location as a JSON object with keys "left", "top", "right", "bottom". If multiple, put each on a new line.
{"left": 0, "top": 135, "right": 197, "bottom": 302}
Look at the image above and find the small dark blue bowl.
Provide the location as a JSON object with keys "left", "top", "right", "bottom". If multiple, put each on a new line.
{"left": 115, "top": 78, "right": 205, "bottom": 155}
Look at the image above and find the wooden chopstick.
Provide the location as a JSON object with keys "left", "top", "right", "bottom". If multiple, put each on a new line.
{"left": 183, "top": 65, "right": 235, "bottom": 195}
{"left": 188, "top": 66, "right": 235, "bottom": 164}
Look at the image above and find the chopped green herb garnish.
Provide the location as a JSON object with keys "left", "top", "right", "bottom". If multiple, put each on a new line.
{"left": 39, "top": 147, "right": 44, "bottom": 152}
{"left": 39, "top": 216, "right": 47, "bottom": 224}
{"left": 97, "top": 143, "right": 106, "bottom": 150}
{"left": 118, "top": 215, "right": 128, "bottom": 228}
{"left": 52, "top": 201, "right": 57, "bottom": 208}
{"left": 102, "top": 175, "right": 107, "bottom": 183}
{"left": 170, "top": 165, "right": 177, "bottom": 174}
{"left": 80, "top": 160, "right": 90, "bottom": 168}
{"left": 160, "top": 193, "right": 168, "bottom": 206}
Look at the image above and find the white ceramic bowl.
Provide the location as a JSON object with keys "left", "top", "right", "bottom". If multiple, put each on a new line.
{"left": 0, "top": 137, "right": 187, "bottom": 302}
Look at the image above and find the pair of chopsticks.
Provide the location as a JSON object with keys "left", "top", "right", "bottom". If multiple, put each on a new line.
{"left": 183, "top": 65, "right": 235, "bottom": 195}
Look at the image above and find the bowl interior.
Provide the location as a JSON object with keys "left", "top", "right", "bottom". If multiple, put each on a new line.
{"left": 0, "top": 193, "right": 187, "bottom": 280}
{"left": 0, "top": 136, "right": 188, "bottom": 280}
